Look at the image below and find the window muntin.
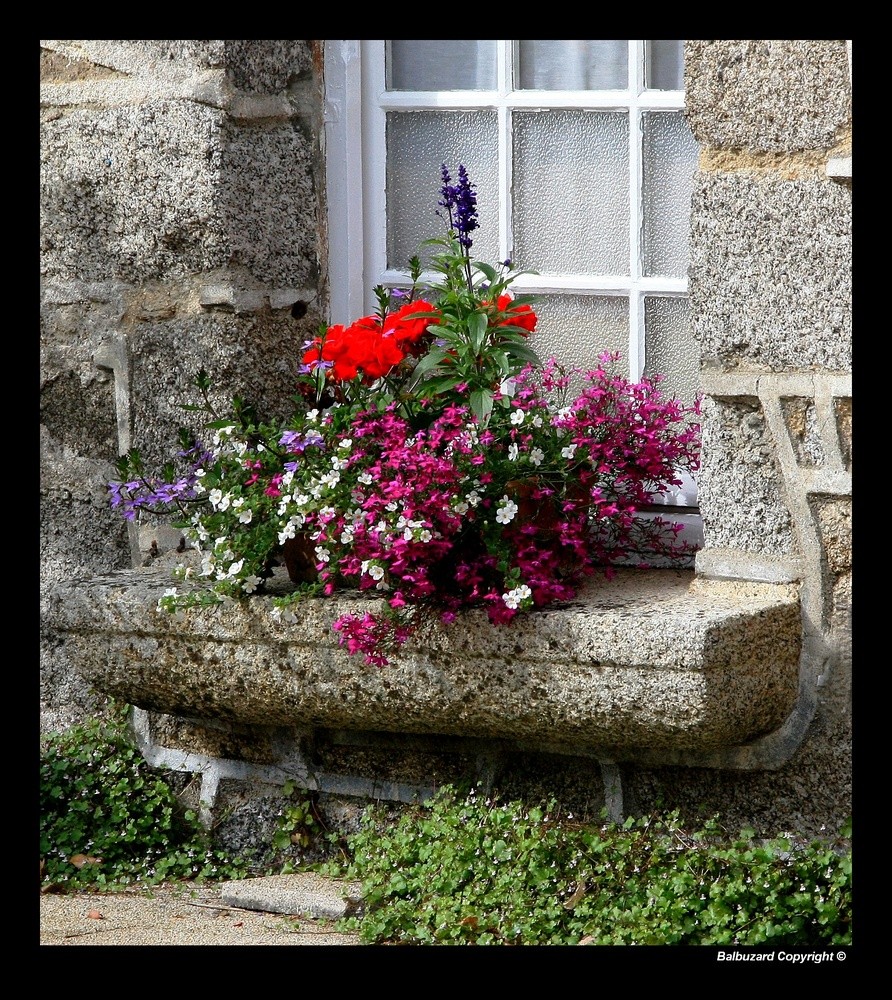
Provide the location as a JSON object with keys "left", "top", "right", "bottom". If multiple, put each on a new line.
{"left": 324, "top": 39, "right": 699, "bottom": 512}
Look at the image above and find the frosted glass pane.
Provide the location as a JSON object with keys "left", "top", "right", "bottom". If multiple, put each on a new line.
{"left": 646, "top": 41, "right": 684, "bottom": 90}
{"left": 517, "top": 40, "right": 628, "bottom": 90}
{"left": 527, "top": 293, "right": 629, "bottom": 378}
{"left": 642, "top": 112, "right": 698, "bottom": 278}
{"left": 513, "top": 111, "right": 629, "bottom": 275}
{"left": 387, "top": 40, "right": 497, "bottom": 91}
{"left": 643, "top": 296, "right": 699, "bottom": 408}
{"left": 386, "top": 111, "right": 499, "bottom": 271}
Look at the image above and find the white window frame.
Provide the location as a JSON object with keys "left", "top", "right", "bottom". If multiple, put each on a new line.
{"left": 322, "top": 39, "right": 700, "bottom": 518}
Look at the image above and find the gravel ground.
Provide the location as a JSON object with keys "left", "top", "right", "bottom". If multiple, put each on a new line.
{"left": 39, "top": 880, "right": 364, "bottom": 947}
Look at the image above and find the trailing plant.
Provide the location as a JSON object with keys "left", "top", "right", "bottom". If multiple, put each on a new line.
{"left": 109, "top": 164, "right": 701, "bottom": 666}
{"left": 319, "top": 784, "right": 852, "bottom": 947}
{"left": 39, "top": 708, "right": 254, "bottom": 890}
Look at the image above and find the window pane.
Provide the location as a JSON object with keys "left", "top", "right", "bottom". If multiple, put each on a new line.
{"left": 513, "top": 111, "right": 629, "bottom": 275}
{"left": 529, "top": 293, "right": 629, "bottom": 377}
{"left": 386, "top": 111, "right": 500, "bottom": 270}
{"left": 645, "top": 40, "right": 684, "bottom": 90}
{"left": 642, "top": 111, "right": 698, "bottom": 278}
{"left": 517, "top": 40, "right": 628, "bottom": 90}
{"left": 387, "top": 40, "right": 497, "bottom": 91}
{"left": 643, "top": 296, "right": 699, "bottom": 408}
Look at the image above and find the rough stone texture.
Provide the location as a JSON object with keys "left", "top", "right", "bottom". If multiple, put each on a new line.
{"left": 812, "top": 495, "right": 852, "bottom": 576}
{"left": 689, "top": 175, "right": 851, "bottom": 373}
{"left": 313, "top": 740, "right": 481, "bottom": 790}
{"left": 781, "top": 396, "right": 824, "bottom": 467}
{"left": 622, "top": 713, "right": 852, "bottom": 842}
{"left": 149, "top": 714, "right": 286, "bottom": 766}
{"left": 697, "top": 397, "right": 796, "bottom": 555}
{"left": 684, "top": 40, "right": 851, "bottom": 152}
{"left": 39, "top": 634, "right": 112, "bottom": 735}
{"left": 39, "top": 426, "right": 131, "bottom": 581}
{"left": 126, "top": 310, "right": 321, "bottom": 469}
{"left": 40, "top": 104, "right": 318, "bottom": 290}
{"left": 833, "top": 396, "right": 852, "bottom": 471}
{"left": 810, "top": 495, "right": 852, "bottom": 645}
{"left": 45, "top": 565, "right": 801, "bottom": 756}
{"left": 40, "top": 40, "right": 315, "bottom": 93}
{"left": 221, "top": 873, "right": 362, "bottom": 919}
{"left": 41, "top": 102, "right": 228, "bottom": 284}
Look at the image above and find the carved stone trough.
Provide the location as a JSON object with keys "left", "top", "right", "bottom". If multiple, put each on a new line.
{"left": 46, "top": 563, "right": 802, "bottom": 763}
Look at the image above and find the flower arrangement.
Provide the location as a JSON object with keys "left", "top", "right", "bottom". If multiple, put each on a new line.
{"left": 110, "top": 164, "right": 701, "bottom": 666}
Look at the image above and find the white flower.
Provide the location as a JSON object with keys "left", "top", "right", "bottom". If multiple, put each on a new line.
{"left": 532, "top": 414, "right": 543, "bottom": 428}
{"left": 306, "top": 408, "right": 319, "bottom": 422}
{"left": 278, "top": 522, "right": 297, "bottom": 544}
{"left": 508, "top": 443, "right": 519, "bottom": 461}
{"left": 238, "top": 508, "right": 252, "bottom": 524}
{"left": 561, "top": 443, "right": 577, "bottom": 459}
{"left": 453, "top": 500, "right": 469, "bottom": 515}
{"left": 227, "top": 559, "right": 244, "bottom": 577}
{"left": 358, "top": 472, "right": 373, "bottom": 485}
{"left": 162, "top": 587, "right": 178, "bottom": 599}
{"left": 529, "top": 447, "right": 544, "bottom": 466}
{"left": 496, "top": 497, "right": 519, "bottom": 524}
{"left": 338, "top": 438, "right": 353, "bottom": 450}
{"left": 510, "top": 408, "right": 525, "bottom": 425}
{"left": 241, "top": 575, "right": 261, "bottom": 594}
{"left": 502, "top": 584, "right": 531, "bottom": 609}
{"left": 315, "top": 546, "right": 331, "bottom": 563}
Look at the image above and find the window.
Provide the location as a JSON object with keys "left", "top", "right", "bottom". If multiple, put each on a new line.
{"left": 324, "top": 39, "right": 700, "bottom": 516}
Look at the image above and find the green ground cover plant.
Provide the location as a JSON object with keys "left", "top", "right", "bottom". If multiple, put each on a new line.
{"left": 39, "top": 707, "right": 253, "bottom": 890}
{"left": 321, "top": 784, "right": 852, "bottom": 946}
{"left": 40, "top": 715, "right": 852, "bottom": 946}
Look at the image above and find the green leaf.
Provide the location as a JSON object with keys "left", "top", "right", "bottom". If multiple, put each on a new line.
{"left": 410, "top": 348, "right": 450, "bottom": 378}
{"left": 468, "top": 311, "right": 489, "bottom": 353}
{"left": 470, "top": 389, "right": 494, "bottom": 425}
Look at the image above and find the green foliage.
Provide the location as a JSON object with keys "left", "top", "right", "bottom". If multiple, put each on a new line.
{"left": 320, "top": 785, "right": 852, "bottom": 946}
{"left": 39, "top": 708, "right": 253, "bottom": 889}
{"left": 272, "top": 781, "right": 323, "bottom": 853}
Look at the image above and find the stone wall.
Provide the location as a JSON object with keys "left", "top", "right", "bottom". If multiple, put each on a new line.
{"left": 39, "top": 40, "right": 852, "bottom": 843}
{"left": 621, "top": 40, "right": 852, "bottom": 836}
{"left": 40, "top": 40, "right": 327, "bottom": 730}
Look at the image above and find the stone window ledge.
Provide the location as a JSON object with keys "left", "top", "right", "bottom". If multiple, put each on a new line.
{"left": 45, "top": 564, "right": 802, "bottom": 764}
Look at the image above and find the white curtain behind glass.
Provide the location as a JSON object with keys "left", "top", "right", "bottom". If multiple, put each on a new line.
{"left": 387, "top": 40, "right": 497, "bottom": 90}
{"left": 518, "top": 40, "right": 627, "bottom": 90}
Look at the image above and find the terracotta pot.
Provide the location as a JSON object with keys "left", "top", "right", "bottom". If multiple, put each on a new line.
{"left": 281, "top": 533, "right": 319, "bottom": 584}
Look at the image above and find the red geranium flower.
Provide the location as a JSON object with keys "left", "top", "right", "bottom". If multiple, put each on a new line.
{"left": 495, "top": 294, "right": 537, "bottom": 333}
